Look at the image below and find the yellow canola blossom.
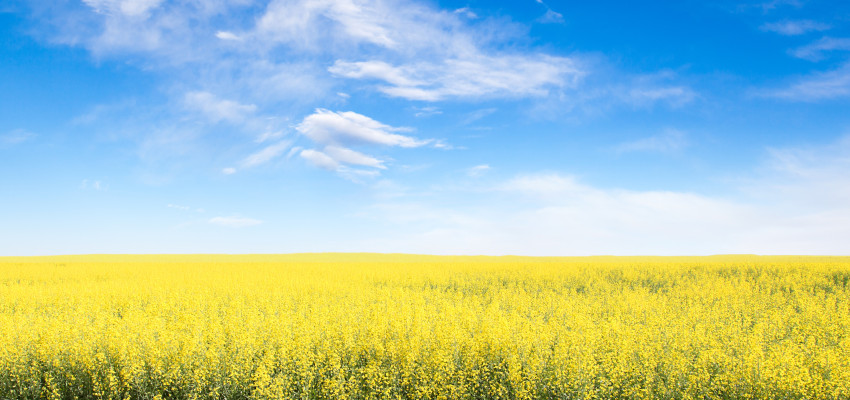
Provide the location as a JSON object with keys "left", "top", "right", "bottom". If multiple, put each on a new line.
{"left": 0, "top": 254, "right": 849, "bottom": 399}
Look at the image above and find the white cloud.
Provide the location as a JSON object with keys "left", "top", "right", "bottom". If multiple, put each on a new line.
{"left": 538, "top": 9, "right": 563, "bottom": 24}
{"left": 432, "top": 140, "right": 457, "bottom": 150}
{"left": 255, "top": 130, "right": 285, "bottom": 143}
{"left": 215, "top": 30, "right": 241, "bottom": 41}
{"left": 336, "top": 165, "right": 382, "bottom": 182}
{"left": 209, "top": 216, "right": 263, "bottom": 228}
{"left": 83, "top": 0, "right": 164, "bottom": 17}
{"left": 69, "top": 0, "right": 189, "bottom": 55}
{"left": 330, "top": 54, "right": 582, "bottom": 101}
{"left": 296, "top": 109, "right": 426, "bottom": 147}
{"left": 34, "top": 0, "right": 334, "bottom": 104}
{"left": 286, "top": 146, "right": 303, "bottom": 159}
{"left": 294, "top": 109, "right": 436, "bottom": 175}
{"left": 616, "top": 129, "right": 688, "bottom": 154}
{"left": 461, "top": 108, "right": 497, "bottom": 125}
{"left": 184, "top": 91, "right": 257, "bottom": 124}
{"left": 412, "top": 106, "right": 441, "bottom": 117}
{"left": 453, "top": 7, "right": 477, "bottom": 19}
{"left": 467, "top": 164, "right": 490, "bottom": 177}
{"left": 258, "top": 0, "right": 399, "bottom": 49}
{"left": 307, "top": 1, "right": 582, "bottom": 103}
{"left": 222, "top": 167, "right": 237, "bottom": 175}
{"left": 329, "top": 60, "right": 426, "bottom": 87}
{"left": 300, "top": 149, "right": 339, "bottom": 170}
{"left": 324, "top": 145, "right": 386, "bottom": 169}
{"left": 760, "top": 20, "right": 830, "bottom": 36}
{"left": 241, "top": 140, "right": 292, "bottom": 168}
{"left": 767, "top": 62, "right": 850, "bottom": 101}
{"left": 533, "top": 0, "right": 563, "bottom": 24}
{"left": 791, "top": 37, "right": 850, "bottom": 61}
{"left": 300, "top": 146, "right": 386, "bottom": 175}
{"left": 539, "top": 71, "right": 698, "bottom": 113}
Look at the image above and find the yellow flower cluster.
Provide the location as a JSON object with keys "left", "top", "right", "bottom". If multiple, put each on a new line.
{"left": 1, "top": 254, "right": 848, "bottom": 399}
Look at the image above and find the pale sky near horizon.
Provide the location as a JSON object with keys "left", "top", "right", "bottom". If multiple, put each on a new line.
{"left": 1, "top": 0, "right": 850, "bottom": 255}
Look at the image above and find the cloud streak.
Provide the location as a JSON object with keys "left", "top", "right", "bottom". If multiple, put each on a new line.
{"left": 760, "top": 20, "right": 830, "bottom": 36}
{"left": 241, "top": 141, "right": 292, "bottom": 168}
{"left": 616, "top": 129, "right": 688, "bottom": 154}
{"left": 791, "top": 37, "right": 850, "bottom": 61}
{"left": 184, "top": 91, "right": 257, "bottom": 124}
{"left": 766, "top": 62, "right": 850, "bottom": 101}
{"left": 330, "top": 54, "right": 582, "bottom": 101}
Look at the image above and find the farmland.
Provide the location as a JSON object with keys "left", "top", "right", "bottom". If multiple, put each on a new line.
{"left": 1, "top": 254, "right": 849, "bottom": 399}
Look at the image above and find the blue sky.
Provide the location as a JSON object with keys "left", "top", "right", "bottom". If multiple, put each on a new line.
{"left": 2, "top": 0, "right": 850, "bottom": 255}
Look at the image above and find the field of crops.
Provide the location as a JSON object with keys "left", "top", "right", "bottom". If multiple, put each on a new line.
{"left": 1, "top": 254, "right": 849, "bottom": 400}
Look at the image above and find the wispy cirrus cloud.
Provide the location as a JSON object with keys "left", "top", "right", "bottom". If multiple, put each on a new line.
{"left": 533, "top": 0, "right": 564, "bottom": 24}
{"left": 623, "top": 86, "right": 696, "bottom": 107}
{"left": 790, "top": 37, "right": 850, "bottom": 61}
{"left": 300, "top": 148, "right": 341, "bottom": 170}
{"left": 322, "top": 145, "right": 386, "bottom": 169}
{"left": 615, "top": 129, "right": 689, "bottom": 154}
{"left": 257, "top": 0, "right": 403, "bottom": 50}
{"left": 412, "top": 106, "right": 441, "bottom": 117}
{"left": 329, "top": 54, "right": 582, "bottom": 102}
{"left": 240, "top": 140, "right": 292, "bottom": 169}
{"left": 735, "top": 0, "right": 804, "bottom": 14}
{"left": 765, "top": 62, "right": 850, "bottom": 101}
{"left": 466, "top": 164, "right": 490, "bottom": 178}
{"left": 619, "top": 71, "right": 698, "bottom": 108}
{"left": 760, "top": 20, "right": 830, "bottom": 36}
{"left": 298, "top": 147, "right": 387, "bottom": 171}
{"left": 82, "top": 0, "right": 164, "bottom": 18}
{"left": 183, "top": 91, "right": 257, "bottom": 124}
{"left": 538, "top": 9, "right": 564, "bottom": 24}
{"left": 453, "top": 7, "right": 477, "bottom": 19}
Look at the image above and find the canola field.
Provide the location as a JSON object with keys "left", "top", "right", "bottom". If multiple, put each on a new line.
{"left": 1, "top": 254, "right": 849, "bottom": 400}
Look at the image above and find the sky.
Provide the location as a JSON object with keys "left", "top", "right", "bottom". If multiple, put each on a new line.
{"left": 1, "top": 0, "right": 850, "bottom": 256}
